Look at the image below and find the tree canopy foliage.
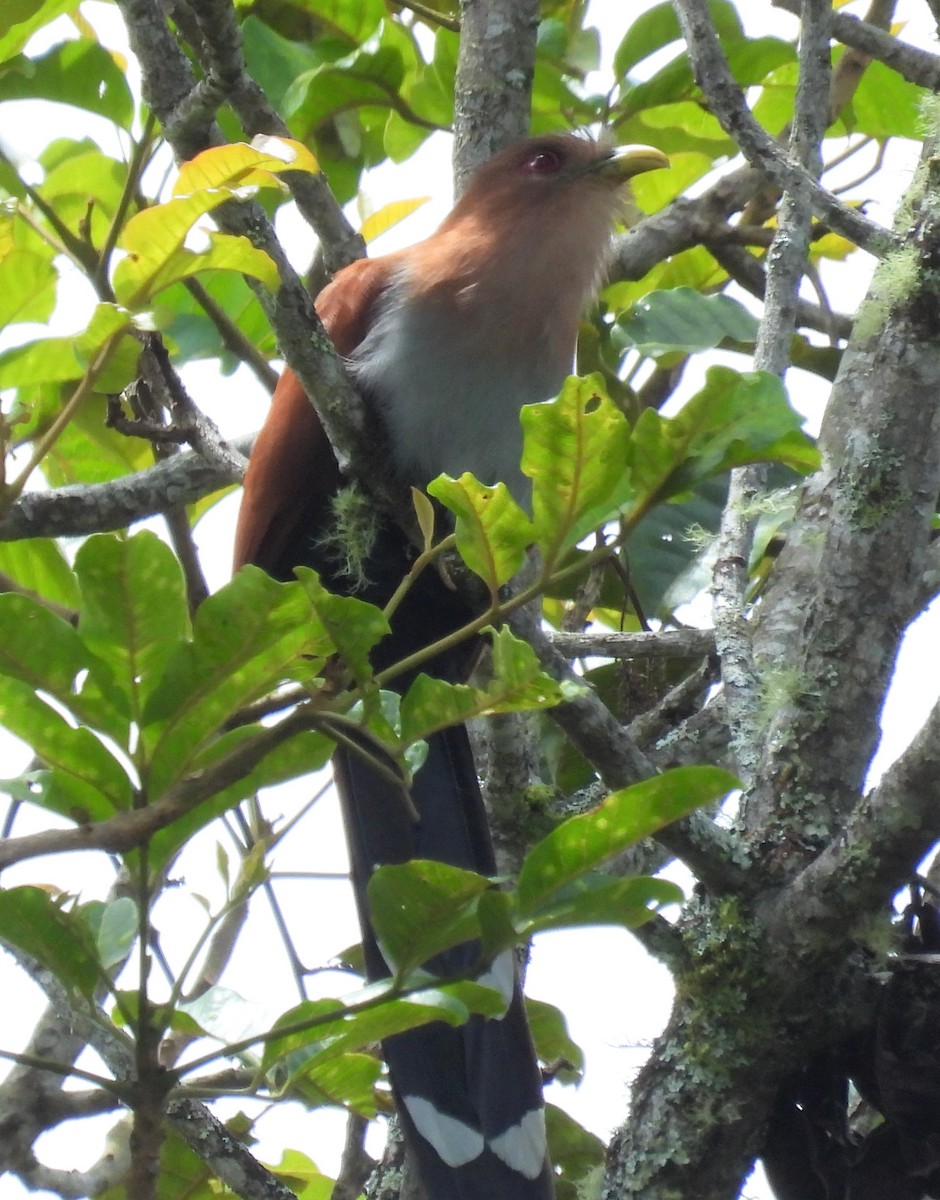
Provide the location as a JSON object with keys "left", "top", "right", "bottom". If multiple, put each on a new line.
{"left": 1, "top": 2, "right": 940, "bottom": 1199}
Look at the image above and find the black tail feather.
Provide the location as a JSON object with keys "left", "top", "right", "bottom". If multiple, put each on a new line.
{"left": 277, "top": 518, "right": 553, "bottom": 1197}
{"left": 335, "top": 724, "right": 553, "bottom": 1199}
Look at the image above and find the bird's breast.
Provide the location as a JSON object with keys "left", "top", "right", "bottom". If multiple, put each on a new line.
{"left": 349, "top": 274, "right": 574, "bottom": 501}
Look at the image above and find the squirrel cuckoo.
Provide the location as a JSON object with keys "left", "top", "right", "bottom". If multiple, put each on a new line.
{"left": 234, "top": 133, "right": 668, "bottom": 1199}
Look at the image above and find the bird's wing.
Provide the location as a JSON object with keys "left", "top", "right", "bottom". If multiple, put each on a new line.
{"left": 233, "top": 255, "right": 393, "bottom": 575}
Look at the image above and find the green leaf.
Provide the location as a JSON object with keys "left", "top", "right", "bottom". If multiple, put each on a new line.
{"left": 0, "top": 337, "right": 83, "bottom": 387}
{"left": 263, "top": 1150, "right": 334, "bottom": 1200}
{"left": 517, "top": 766, "right": 738, "bottom": 915}
{"left": 626, "top": 367, "right": 819, "bottom": 512}
{"left": 177, "top": 983, "right": 266, "bottom": 1043}
{"left": 0, "top": 39, "right": 134, "bottom": 126}
{"left": 75, "top": 532, "right": 189, "bottom": 721}
{"left": 526, "top": 998, "right": 584, "bottom": 1081}
{"left": 112, "top": 139, "right": 321, "bottom": 306}
{"left": 174, "top": 138, "right": 319, "bottom": 194}
{"left": 359, "top": 197, "right": 429, "bottom": 244}
{"left": 614, "top": 1, "right": 742, "bottom": 78}
{"left": 630, "top": 148, "right": 719, "bottom": 214}
{"left": 751, "top": 60, "right": 798, "bottom": 136}
{"left": 475, "top": 889, "right": 518, "bottom": 961}
{"left": 75, "top": 303, "right": 136, "bottom": 362}
{"left": 400, "top": 627, "right": 564, "bottom": 744}
{"left": 298, "top": 0, "right": 385, "bottom": 42}
{"left": 385, "top": 109, "right": 434, "bottom": 161}
{"left": 43, "top": 392, "right": 154, "bottom": 487}
{"left": 619, "top": 32, "right": 792, "bottom": 121}
{"left": 295, "top": 567, "right": 389, "bottom": 683}
{"left": 96, "top": 1126, "right": 226, "bottom": 1200}
{"left": 545, "top": 1104, "right": 606, "bottom": 1199}
{"left": 522, "top": 375, "right": 633, "bottom": 563}
{"left": 841, "top": 57, "right": 924, "bottom": 140}
{"left": 368, "top": 860, "right": 492, "bottom": 977}
{"left": 96, "top": 897, "right": 138, "bottom": 970}
{"left": 157, "top": 270, "right": 272, "bottom": 367}
{"left": 401, "top": 27, "right": 456, "bottom": 132}
{"left": 605, "top": 244, "right": 725, "bottom": 312}
{"left": 115, "top": 226, "right": 279, "bottom": 309}
{"left": 241, "top": 16, "right": 333, "bottom": 113}
{"left": 39, "top": 149, "right": 128, "bottom": 245}
{"left": 0, "top": 886, "right": 101, "bottom": 999}
{"left": 0, "top": 591, "right": 87, "bottom": 703}
{"left": 0, "top": 538, "right": 79, "bottom": 609}
{"left": 428, "top": 476, "right": 533, "bottom": 592}
{"left": 0, "top": 246, "right": 57, "bottom": 327}
{"left": 523, "top": 874, "right": 683, "bottom": 936}
{"left": 290, "top": 1052, "right": 382, "bottom": 1115}
{"left": 0, "top": 675, "right": 133, "bottom": 818}
{"left": 614, "top": 287, "right": 760, "bottom": 358}
{"left": 148, "top": 725, "right": 333, "bottom": 870}
{"left": 0, "top": 593, "right": 134, "bottom": 788}
{"left": 626, "top": 473, "right": 728, "bottom": 618}
{"left": 263, "top": 982, "right": 504, "bottom": 1073}
{"left": 0, "top": 0, "right": 80, "bottom": 63}
{"left": 142, "top": 571, "right": 333, "bottom": 796}
{"left": 285, "top": 44, "right": 406, "bottom": 138}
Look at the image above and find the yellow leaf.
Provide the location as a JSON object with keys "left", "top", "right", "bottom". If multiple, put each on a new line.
{"left": 810, "top": 231, "right": 856, "bottom": 263}
{"left": 114, "top": 224, "right": 278, "bottom": 308}
{"left": 75, "top": 303, "right": 134, "bottom": 362}
{"left": 0, "top": 212, "right": 14, "bottom": 259}
{"left": 174, "top": 138, "right": 319, "bottom": 196}
{"left": 360, "top": 197, "right": 429, "bottom": 244}
{"left": 411, "top": 487, "right": 436, "bottom": 551}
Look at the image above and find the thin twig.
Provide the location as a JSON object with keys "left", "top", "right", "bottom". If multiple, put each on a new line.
{"left": 331, "top": 1113, "right": 376, "bottom": 1200}
{"left": 671, "top": 0, "right": 895, "bottom": 258}
{"left": 549, "top": 629, "right": 715, "bottom": 660}
{"left": 680, "top": 0, "right": 833, "bottom": 784}
{"left": 178, "top": 0, "right": 366, "bottom": 273}
{"left": 707, "top": 239, "right": 853, "bottom": 341}
{"left": 183, "top": 277, "right": 279, "bottom": 393}
{"left": 389, "top": 0, "right": 460, "bottom": 33}
{"left": 773, "top": 0, "right": 940, "bottom": 89}
{"left": 0, "top": 704, "right": 322, "bottom": 870}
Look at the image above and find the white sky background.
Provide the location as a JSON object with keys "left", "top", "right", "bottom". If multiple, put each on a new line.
{"left": 0, "top": 4, "right": 939, "bottom": 1200}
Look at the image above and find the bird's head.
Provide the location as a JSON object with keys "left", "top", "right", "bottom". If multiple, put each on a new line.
{"left": 445, "top": 133, "right": 669, "bottom": 228}
{"left": 423, "top": 133, "right": 667, "bottom": 318}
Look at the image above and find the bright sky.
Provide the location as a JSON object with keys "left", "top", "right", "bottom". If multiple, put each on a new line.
{"left": 1, "top": 5, "right": 939, "bottom": 1200}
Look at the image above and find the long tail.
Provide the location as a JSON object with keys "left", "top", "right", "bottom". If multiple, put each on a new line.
{"left": 259, "top": 507, "right": 553, "bottom": 1196}
{"left": 334, "top": 723, "right": 554, "bottom": 1199}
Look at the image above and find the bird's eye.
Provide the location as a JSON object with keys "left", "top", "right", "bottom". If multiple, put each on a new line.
{"left": 522, "top": 149, "right": 564, "bottom": 175}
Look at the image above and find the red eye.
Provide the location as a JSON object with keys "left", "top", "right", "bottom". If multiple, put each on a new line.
{"left": 522, "top": 149, "right": 564, "bottom": 175}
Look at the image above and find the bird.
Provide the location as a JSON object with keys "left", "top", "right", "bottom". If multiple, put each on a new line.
{"left": 234, "top": 132, "right": 668, "bottom": 1200}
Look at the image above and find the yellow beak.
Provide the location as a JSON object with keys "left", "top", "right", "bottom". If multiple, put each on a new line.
{"left": 590, "top": 144, "right": 670, "bottom": 182}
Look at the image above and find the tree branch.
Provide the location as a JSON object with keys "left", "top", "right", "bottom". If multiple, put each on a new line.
{"left": 174, "top": 0, "right": 366, "bottom": 273}
{"left": 710, "top": 0, "right": 833, "bottom": 786}
{"left": 707, "top": 239, "right": 853, "bottom": 341}
{"left": 773, "top": 0, "right": 940, "bottom": 90}
{"left": 5, "top": 906, "right": 301, "bottom": 1200}
{"left": 0, "top": 704, "right": 320, "bottom": 869}
{"left": 745, "top": 140, "right": 940, "bottom": 845}
{"left": 766, "top": 691, "right": 940, "bottom": 943}
{"left": 452, "top": 0, "right": 540, "bottom": 190}
{"left": 116, "top": 0, "right": 423, "bottom": 537}
{"left": 183, "top": 277, "right": 279, "bottom": 393}
{"left": 0, "top": 435, "right": 250, "bottom": 542}
{"left": 549, "top": 629, "right": 715, "bottom": 660}
{"left": 670, "top": 0, "right": 897, "bottom": 257}
{"left": 517, "top": 619, "right": 748, "bottom": 894}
